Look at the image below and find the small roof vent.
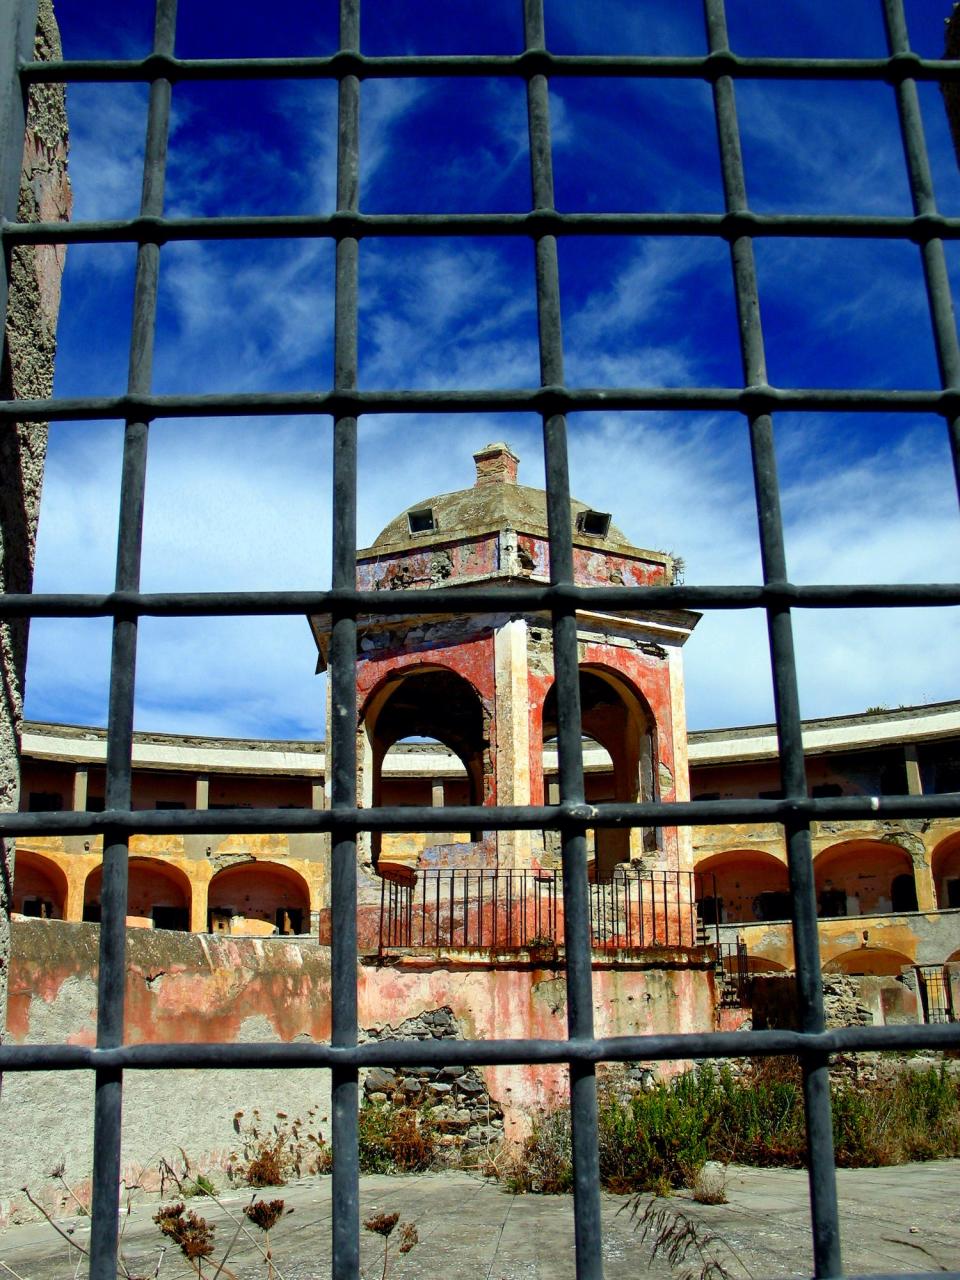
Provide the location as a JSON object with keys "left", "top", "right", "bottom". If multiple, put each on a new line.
{"left": 407, "top": 507, "right": 436, "bottom": 534}
{"left": 576, "top": 509, "right": 611, "bottom": 538}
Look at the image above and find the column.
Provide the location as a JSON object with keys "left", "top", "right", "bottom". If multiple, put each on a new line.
{"left": 190, "top": 868, "right": 209, "bottom": 933}
{"left": 72, "top": 767, "right": 88, "bottom": 811}
{"left": 493, "top": 617, "right": 532, "bottom": 867}
{"left": 904, "top": 744, "right": 922, "bottom": 796}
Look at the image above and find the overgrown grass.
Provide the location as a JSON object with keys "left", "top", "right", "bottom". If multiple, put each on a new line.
{"left": 358, "top": 1101, "right": 440, "bottom": 1174}
{"left": 505, "top": 1063, "right": 960, "bottom": 1195}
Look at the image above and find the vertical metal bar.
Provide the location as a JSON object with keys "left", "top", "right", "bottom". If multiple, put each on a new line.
{"left": 378, "top": 875, "right": 385, "bottom": 950}
{"left": 627, "top": 873, "right": 633, "bottom": 949}
{"left": 89, "top": 4, "right": 176, "bottom": 1278}
{"left": 882, "top": 0, "right": 960, "bottom": 503}
{"left": 330, "top": 1, "right": 360, "bottom": 1275}
{"left": 703, "top": 1, "right": 840, "bottom": 1273}
{"left": 465, "top": 868, "right": 470, "bottom": 946}
{"left": 651, "top": 871, "right": 657, "bottom": 944}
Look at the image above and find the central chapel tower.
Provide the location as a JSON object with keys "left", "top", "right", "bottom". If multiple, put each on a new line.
{"left": 311, "top": 442, "right": 699, "bottom": 884}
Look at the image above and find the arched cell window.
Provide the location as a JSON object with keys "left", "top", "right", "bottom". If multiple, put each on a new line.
{"left": 814, "top": 840, "right": 914, "bottom": 918}
{"left": 84, "top": 858, "right": 191, "bottom": 931}
{"left": 12, "top": 849, "right": 68, "bottom": 919}
{"left": 208, "top": 861, "right": 310, "bottom": 935}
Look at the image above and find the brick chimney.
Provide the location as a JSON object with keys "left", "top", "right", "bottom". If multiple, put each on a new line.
{"left": 473, "top": 441, "right": 519, "bottom": 487}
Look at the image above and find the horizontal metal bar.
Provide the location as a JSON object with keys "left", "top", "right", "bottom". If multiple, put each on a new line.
{"left": 1, "top": 581, "right": 958, "bottom": 620}
{"left": 18, "top": 50, "right": 960, "bottom": 86}
{"left": 6, "top": 210, "right": 960, "bottom": 246}
{"left": 3, "top": 791, "right": 958, "bottom": 838}
{"left": 3, "top": 385, "right": 960, "bottom": 423}
{"left": 1, "top": 1021, "right": 958, "bottom": 1073}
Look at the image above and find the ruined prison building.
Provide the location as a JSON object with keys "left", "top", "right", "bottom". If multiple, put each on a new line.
{"left": 309, "top": 440, "right": 699, "bottom": 948}
{"left": 5, "top": 440, "right": 960, "bottom": 1214}
{"left": 10, "top": 442, "right": 960, "bottom": 1001}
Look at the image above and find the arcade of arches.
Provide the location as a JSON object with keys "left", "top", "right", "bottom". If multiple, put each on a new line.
{"left": 12, "top": 847, "right": 320, "bottom": 937}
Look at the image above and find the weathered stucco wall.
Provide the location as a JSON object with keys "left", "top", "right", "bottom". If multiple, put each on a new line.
{"left": 1, "top": 923, "right": 334, "bottom": 1226}
{"left": 1, "top": 920, "right": 715, "bottom": 1223}
{"left": 1, "top": 0, "right": 70, "bottom": 1049}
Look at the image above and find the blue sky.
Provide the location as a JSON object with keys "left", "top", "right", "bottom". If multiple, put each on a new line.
{"left": 22, "top": 0, "right": 960, "bottom": 738}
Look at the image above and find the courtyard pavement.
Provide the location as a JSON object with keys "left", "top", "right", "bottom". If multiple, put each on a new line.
{"left": 1, "top": 1161, "right": 958, "bottom": 1280}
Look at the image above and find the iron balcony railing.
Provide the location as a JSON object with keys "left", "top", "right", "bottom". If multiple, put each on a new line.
{"left": 379, "top": 867, "right": 716, "bottom": 955}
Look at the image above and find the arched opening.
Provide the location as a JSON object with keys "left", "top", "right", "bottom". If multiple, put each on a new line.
{"left": 823, "top": 946, "right": 912, "bottom": 976}
{"left": 12, "top": 849, "right": 68, "bottom": 919}
{"left": 208, "top": 861, "right": 311, "bottom": 936}
{"left": 814, "top": 840, "right": 915, "bottom": 918}
{"left": 83, "top": 858, "right": 191, "bottom": 931}
{"left": 362, "top": 666, "right": 490, "bottom": 876}
{"left": 542, "top": 667, "right": 655, "bottom": 880}
{"left": 695, "top": 849, "right": 790, "bottom": 924}
{"left": 931, "top": 832, "right": 960, "bottom": 909}
{"left": 744, "top": 955, "right": 788, "bottom": 974}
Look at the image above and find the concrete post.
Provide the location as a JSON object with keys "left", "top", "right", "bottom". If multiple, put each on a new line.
{"left": 190, "top": 870, "right": 209, "bottom": 934}
{"left": 904, "top": 744, "right": 922, "bottom": 797}
{"left": 72, "top": 767, "right": 88, "bottom": 812}
{"left": 913, "top": 850, "right": 938, "bottom": 913}
{"left": 64, "top": 862, "right": 86, "bottom": 923}
{"left": 493, "top": 617, "right": 532, "bottom": 867}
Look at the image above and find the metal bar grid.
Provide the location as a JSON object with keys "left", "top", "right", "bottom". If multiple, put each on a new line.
{"left": 0, "top": 2, "right": 958, "bottom": 1279}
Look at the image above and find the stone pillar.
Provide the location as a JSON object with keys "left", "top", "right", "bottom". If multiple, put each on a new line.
{"left": 667, "top": 646, "right": 694, "bottom": 873}
{"left": 190, "top": 869, "right": 209, "bottom": 934}
{"left": 431, "top": 779, "right": 444, "bottom": 808}
{"left": 493, "top": 616, "right": 532, "bottom": 867}
{"left": 0, "top": 0, "right": 70, "bottom": 1047}
{"left": 913, "top": 849, "right": 938, "bottom": 913}
{"left": 195, "top": 776, "right": 209, "bottom": 810}
{"left": 72, "top": 767, "right": 88, "bottom": 812}
{"left": 63, "top": 863, "right": 86, "bottom": 923}
{"left": 311, "top": 781, "right": 324, "bottom": 810}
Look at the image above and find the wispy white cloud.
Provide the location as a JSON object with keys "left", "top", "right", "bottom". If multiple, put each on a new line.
{"left": 25, "top": 1, "right": 960, "bottom": 740}
{"left": 65, "top": 84, "right": 147, "bottom": 226}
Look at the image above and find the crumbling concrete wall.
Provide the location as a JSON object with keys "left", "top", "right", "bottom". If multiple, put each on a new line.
{"left": 1, "top": 920, "right": 716, "bottom": 1223}
{"left": 1, "top": 0, "right": 71, "bottom": 1049}
{"left": 750, "top": 972, "right": 919, "bottom": 1031}
{"left": 1, "top": 922, "right": 334, "bottom": 1225}
{"left": 361, "top": 1007, "right": 505, "bottom": 1157}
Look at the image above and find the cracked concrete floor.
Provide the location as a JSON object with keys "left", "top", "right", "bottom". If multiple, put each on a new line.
{"left": 1, "top": 1161, "right": 959, "bottom": 1279}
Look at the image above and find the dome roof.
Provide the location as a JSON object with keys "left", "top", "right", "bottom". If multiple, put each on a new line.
{"left": 366, "top": 442, "right": 633, "bottom": 553}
